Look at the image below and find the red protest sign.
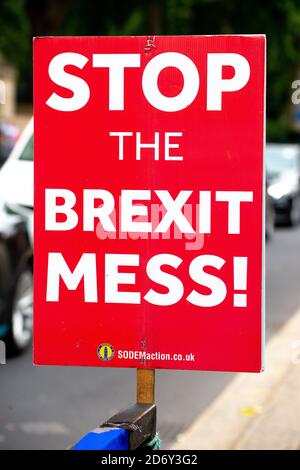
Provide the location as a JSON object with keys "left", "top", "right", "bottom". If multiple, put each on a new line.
{"left": 34, "top": 35, "right": 265, "bottom": 372}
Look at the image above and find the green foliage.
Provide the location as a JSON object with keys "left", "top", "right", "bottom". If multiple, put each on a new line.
{"left": 0, "top": 0, "right": 30, "bottom": 68}
{"left": 267, "top": 119, "right": 291, "bottom": 142}
{"left": 107, "top": 10, "right": 144, "bottom": 36}
{"left": 62, "top": 1, "right": 147, "bottom": 36}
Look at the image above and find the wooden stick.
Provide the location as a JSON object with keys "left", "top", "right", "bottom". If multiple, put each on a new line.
{"left": 136, "top": 369, "right": 155, "bottom": 404}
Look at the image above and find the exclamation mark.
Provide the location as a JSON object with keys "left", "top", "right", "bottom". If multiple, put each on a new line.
{"left": 233, "top": 257, "right": 248, "bottom": 307}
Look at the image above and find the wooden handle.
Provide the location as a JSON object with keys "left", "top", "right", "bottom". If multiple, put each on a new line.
{"left": 136, "top": 369, "right": 155, "bottom": 404}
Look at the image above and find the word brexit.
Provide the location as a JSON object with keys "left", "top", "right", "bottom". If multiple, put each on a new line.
{"left": 45, "top": 188, "right": 254, "bottom": 235}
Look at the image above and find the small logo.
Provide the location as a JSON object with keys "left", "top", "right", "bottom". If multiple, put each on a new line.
{"left": 97, "top": 343, "right": 114, "bottom": 361}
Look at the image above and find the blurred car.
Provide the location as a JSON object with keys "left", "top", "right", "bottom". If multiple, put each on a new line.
{"left": 266, "top": 143, "right": 300, "bottom": 226}
{"left": 0, "top": 121, "right": 20, "bottom": 167}
{"left": 0, "top": 119, "right": 33, "bottom": 354}
{"left": 265, "top": 177, "right": 275, "bottom": 240}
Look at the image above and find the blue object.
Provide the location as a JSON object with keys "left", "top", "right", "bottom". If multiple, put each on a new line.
{"left": 0, "top": 323, "right": 9, "bottom": 338}
{"left": 73, "top": 427, "right": 129, "bottom": 450}
{"left": 295, "top": 107, "right": 300, "bottom": 124}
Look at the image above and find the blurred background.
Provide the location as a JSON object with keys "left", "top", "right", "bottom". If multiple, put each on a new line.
{"left": 1, "top": 0, "right": 300, "bottom": 450}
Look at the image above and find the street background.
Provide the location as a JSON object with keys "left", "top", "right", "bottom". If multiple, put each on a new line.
{"left": 1, "top": 0, "right": 300, "bottom": 450}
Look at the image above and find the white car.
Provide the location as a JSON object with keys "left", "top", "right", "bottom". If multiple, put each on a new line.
{"left": 0, "top": 118, "right": 33, "bottom": 223}
{"left": 0, "top": 119, "right": 33, "bottom": 354}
